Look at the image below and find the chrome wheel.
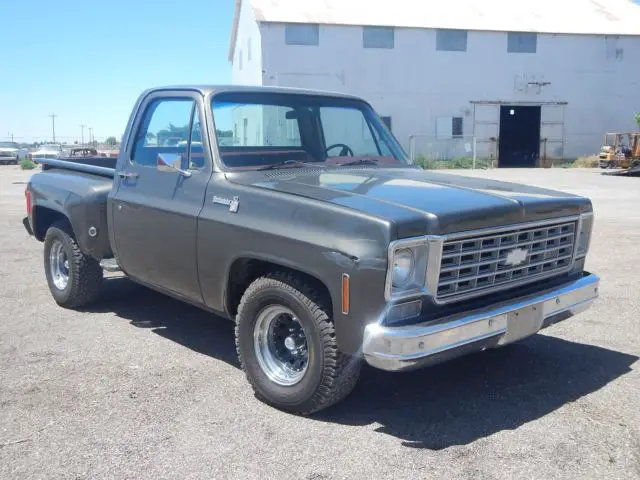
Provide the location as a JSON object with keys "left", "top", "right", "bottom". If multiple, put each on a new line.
{"left": 49, "top": 239, "right": 69, "bottom": 290}
{"left": 253, "top": 305, "right": 309, "bottom": 386}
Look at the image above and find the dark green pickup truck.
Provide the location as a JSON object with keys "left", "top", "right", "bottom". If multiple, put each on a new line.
{"left": 23, "top": 85, "right": 599, "bottom": 414}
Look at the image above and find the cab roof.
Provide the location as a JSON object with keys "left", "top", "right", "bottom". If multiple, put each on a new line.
{"left": 143, "top": 84, "right": 364, "bottom": 101}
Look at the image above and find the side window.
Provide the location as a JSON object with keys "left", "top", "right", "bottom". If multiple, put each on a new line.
{"left": 132, "top": 98, "right": 194, "bottom": 167}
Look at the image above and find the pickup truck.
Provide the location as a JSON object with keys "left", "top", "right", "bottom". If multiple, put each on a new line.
{"left": 23, "top": 85, "right": 600, "bottom": 415}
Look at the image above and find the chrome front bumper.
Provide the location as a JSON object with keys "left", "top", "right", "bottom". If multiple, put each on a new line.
{"left": 362, "top": 273, "right": 600, "bottom": 372}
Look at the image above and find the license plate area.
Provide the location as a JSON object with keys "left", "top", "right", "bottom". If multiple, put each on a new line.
{"left": 497, "top": 304, "right": 545, "bottom": 345}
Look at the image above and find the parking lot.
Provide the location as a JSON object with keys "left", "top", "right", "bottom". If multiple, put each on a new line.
{"left": 0, "top": 165, "right": 638, "bottom": 480}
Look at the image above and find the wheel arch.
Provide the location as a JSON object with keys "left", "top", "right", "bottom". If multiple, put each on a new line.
{"left": 224, "top": 255, "right": 334, "bottom": 320}
{"left": 32, "top": 205, "right": 72, "bottom": 241}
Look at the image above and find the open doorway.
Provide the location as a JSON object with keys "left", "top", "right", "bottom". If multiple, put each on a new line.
{"left": 498, "top": 106, "right": 541, "bottom": 167}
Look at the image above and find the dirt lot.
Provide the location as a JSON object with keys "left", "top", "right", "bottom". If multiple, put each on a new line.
{"left": 1, "top": 165, "right": 638, "bottom": 480}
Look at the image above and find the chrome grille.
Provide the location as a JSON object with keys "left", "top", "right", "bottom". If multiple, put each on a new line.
{"left": 437, "top": 220, "right": 577, "bottom": 301}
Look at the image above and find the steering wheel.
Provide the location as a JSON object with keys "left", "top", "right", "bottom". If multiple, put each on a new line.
{"left": 325, "top": 143, "right": 354, "bottom": 157}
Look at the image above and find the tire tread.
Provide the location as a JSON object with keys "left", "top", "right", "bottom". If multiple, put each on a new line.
{"left": 235, "top": 271, "right": 360, "bottom": 415}
{"left": 44, "top": 221, "right": 103, "bottom": 308}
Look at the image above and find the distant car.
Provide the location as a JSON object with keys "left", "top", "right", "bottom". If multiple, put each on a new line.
{"left": 96, "top": 148, "right": 119, "bottom": 158}
{"left": 30, "top": 144, "right": 63, "bottom": 162}
{"left": 65, "top": 147, "right": 99, "bottom": 157}
{"left": 0, "top": 142, "right": 28, "bottom": 165}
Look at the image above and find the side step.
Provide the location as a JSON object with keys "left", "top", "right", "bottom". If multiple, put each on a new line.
{"left": 100, "top": 258, "right": 122, "bottom": 273}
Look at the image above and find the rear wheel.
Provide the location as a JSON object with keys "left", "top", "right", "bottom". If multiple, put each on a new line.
{"left": 43, "top": 221, "right": 103, "bottom": 308}
{"left": 235, "top": 272, "right": 361, "bottom": 415}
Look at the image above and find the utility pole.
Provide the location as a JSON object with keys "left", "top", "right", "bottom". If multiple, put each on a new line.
{"left": 88, "top": 127, "right": 93, "bottom": 145}
{"left": 48, "top": 114, "right": 57, "bottom": 143}
{"left": 80, "top": 124, "right": 85, "bottom": 145}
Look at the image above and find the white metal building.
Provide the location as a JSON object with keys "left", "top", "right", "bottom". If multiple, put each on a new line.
{"left": 228, "top": 0, "right": 640, "bottom": 166}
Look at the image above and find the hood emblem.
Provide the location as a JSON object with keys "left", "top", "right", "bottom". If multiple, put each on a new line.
{"left": 504, "top": 247, "right": 528, "bottom": 267}
{"left": 213, "top": 196, "right": 240, "bottom": 213}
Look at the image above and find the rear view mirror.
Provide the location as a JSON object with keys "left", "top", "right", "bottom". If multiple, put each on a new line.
{"left": 285, "top": 110, "right": 299, "bottom": 120}
{"left": 157, "top": 153, "right": 192, "bottom": 177}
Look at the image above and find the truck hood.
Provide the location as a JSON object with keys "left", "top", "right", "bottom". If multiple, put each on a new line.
{"left": 229, "top": 167, "right": 591, "bottom": 237}
{"left": 0, "top": 148, "right": 18, "bottom": 153}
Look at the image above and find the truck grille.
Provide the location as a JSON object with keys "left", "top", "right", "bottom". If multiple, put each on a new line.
{"left": 436, "top": 219, "right": 577, "bottom": 301}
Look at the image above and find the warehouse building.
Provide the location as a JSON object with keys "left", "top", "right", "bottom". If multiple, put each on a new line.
{"left": 228, "top": 0, "right": 640, "bottom": 166}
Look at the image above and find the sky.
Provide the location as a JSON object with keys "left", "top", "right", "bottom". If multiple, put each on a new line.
{"left": 0, "top": 0, "right": 235, "bottom": 143}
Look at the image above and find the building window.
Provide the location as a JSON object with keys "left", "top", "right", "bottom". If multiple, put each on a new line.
{"left": 247, "top": 38, "right": 252, "bottom": 61}
{"left": 436, "top": 29, "right": 467, "bottom": 52}
{"left": 238, "top": 49, "right": 243, "bottom": 70}
{"left": 380, "top": 116, "right": 392, "bottom": 131}
{"left": 452, "top": 117, "right": 463, "bottom": 137}
{"left": 605, "top": 36, "right": 624, "bottom": 60}
{"left": 507, "top": 32, "right": 537, "bottom": 53}
{"left": 363, "top": 26, "right": 394, "bottom": 49}
{"left": 285, "top": 24, "right": 319, "bottom": 45}
{"left": 436, "top": 116, "right": 464, "bottom": 138}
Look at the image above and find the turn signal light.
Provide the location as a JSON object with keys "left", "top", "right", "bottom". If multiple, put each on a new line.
{"left": 341, "top": 274, "right": 350, "bottom": 315}
{"left": 25, "top": 189, "right": 32, "bottom": 214}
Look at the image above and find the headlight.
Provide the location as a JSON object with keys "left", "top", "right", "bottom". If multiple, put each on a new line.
{"left": 386, "top": 238, "right": 433, "bottom": 300}
{"left": 575, "top": 212, "right": 593, "bottom": 258}
{"left": 392, "top": 248, "right": 414, "bottom": 287}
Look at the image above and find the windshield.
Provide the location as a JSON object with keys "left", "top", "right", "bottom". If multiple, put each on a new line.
{"left": 39, "top": 144, "right": 61, "bottom": 150}
{"left": 0, "top": 142, "right": 18, "bottom": 149}
{"left": 211, "top": 92, "right": 408, "bottom": 170}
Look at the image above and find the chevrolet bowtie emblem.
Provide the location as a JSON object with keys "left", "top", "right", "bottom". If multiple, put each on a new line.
{"left": 504, "top": 247, "right": 528, "bottom": 266}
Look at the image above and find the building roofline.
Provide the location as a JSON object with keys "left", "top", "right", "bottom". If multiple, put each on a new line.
{"left": 248, "top": 0, "right": 640, "bottom": 37}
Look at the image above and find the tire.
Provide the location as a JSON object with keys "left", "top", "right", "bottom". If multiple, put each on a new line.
{"left": 43, "top": 221, "right": 103, "bottom": 308}
{"left": 235, "top": 272, "right": 361, "bottom": 415}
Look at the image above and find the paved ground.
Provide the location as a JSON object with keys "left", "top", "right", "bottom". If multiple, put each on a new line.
{"left": 1, "top": 165, "right": 638, "bottom": 480}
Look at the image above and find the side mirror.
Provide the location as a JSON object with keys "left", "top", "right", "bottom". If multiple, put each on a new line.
{"left": 157, "top": 153, "right": 192, "bottom": 177}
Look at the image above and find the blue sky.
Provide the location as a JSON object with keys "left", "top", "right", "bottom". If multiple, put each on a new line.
{"left": 0, "top": 0, "right": 234, "bottom": 143}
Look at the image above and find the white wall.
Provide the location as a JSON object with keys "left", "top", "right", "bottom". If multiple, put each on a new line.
{"left": 231, "top": 0, "right": 262, "bottom": 85}
{"left": 256, "top": 23, "right": 640, "bottom": 159}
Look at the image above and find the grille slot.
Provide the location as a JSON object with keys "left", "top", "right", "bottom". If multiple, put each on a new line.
{"left": 436, "top": 220, "right": 577, "bottom": 301}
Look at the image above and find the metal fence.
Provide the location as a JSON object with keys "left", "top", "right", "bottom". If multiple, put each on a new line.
{"left": 408, "top": 134, "right": 496, "bottom": 169}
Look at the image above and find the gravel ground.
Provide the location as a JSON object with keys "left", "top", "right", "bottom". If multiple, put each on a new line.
{"left": 0, "top": 165, "right": 638, "bottom": 480}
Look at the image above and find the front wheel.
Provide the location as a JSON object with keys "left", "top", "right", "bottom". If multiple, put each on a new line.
{"left": 235, "top": 273, "right": 361, "bottom": 415}
{"left": 43, "top": 221, "right": 103, "bottom": 308}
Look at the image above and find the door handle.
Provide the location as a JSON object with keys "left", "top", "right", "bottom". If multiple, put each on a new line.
{"left": 118, "top": 171, "right": 139, "bottom": 179}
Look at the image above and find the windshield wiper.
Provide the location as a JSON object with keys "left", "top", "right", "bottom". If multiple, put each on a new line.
{"left": 339, "top": 158, "right": 379, "bottom": 167}
{"left": 257, "top": 160, "right": 326, "bottom": 171}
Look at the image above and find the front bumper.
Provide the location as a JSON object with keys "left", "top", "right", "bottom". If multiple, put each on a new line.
{"left": 362, "top": 273, "right": 599, "bottom": 372}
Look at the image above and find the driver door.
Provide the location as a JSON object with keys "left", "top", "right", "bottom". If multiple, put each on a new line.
{"left": 110, "top": 92, "right": 211, "bottom": 302}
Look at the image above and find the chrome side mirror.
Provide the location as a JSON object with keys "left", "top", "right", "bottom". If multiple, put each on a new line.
{"left": 157, "top": 153, "right": 192, "bottom": 177}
